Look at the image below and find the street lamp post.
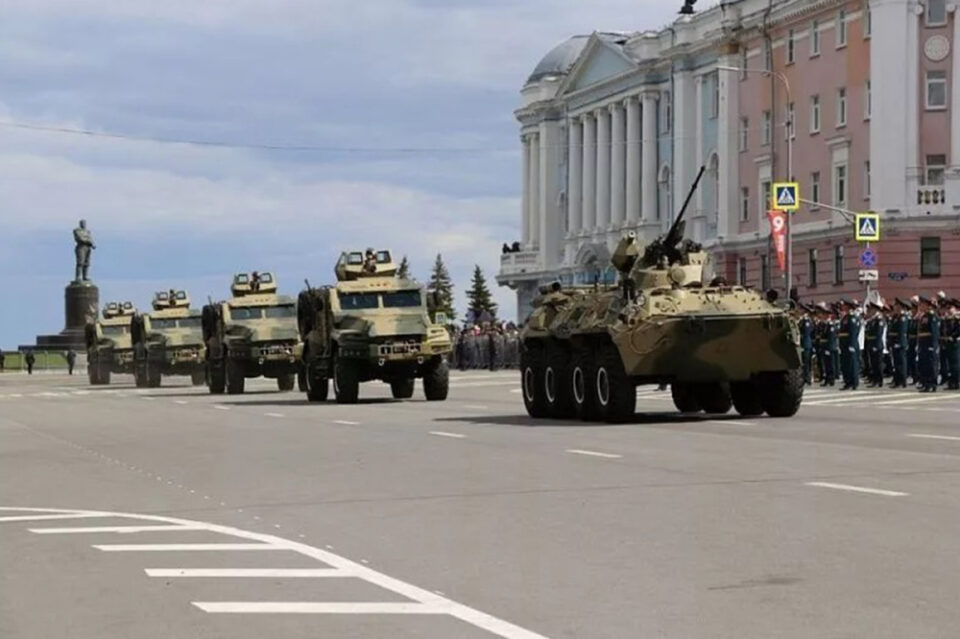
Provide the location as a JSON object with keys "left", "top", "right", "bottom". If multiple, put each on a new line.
{"left": 717, "top": 65, "right": 793, "bottom": 300}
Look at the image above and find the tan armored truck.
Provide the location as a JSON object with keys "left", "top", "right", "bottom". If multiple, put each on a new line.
{"left": 520, "top": 166, "right": 803, "bottom": 423}
{"left": 202, "top": 272, "right": 302, "bottom": 394}
{"left": 297, "top": 249, "right": 452, "bottom": 403}
{"left": 130, "top": 290, "right": 206, "bottom": 388}
{"left": 85, "top": 301, "right": 137, "bottom": 385}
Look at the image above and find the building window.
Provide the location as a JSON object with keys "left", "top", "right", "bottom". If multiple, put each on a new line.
{"left": 811, "top": 171, "right": 821, "bottom": 205}
{"left": 786, "top": 102, "right": 795, "bottom": 140}
{"left": 865, "top": 79, "right": 871, "bottom": 119}
{"left": 927, "top": 0, "right": 947, "bottom": 26}
{"left": 710, "top": 72, "right": 720, "bottom": 119}
{"left": 809, "top": 249, "right": 818, "bottom": 288}
{"left": 787, "top": 29, "right": 796, "bottom": 64}
{"left": 837, "top": 9, "right": 847, "bottom": 47}
{"left": 760, "top": 254, "right": 770, "bottom": 291}
{"left": 926, "top": 71, "right": 947, "bottom": 110}
{"left": 737, "top": 257, "right": 748, "bottom": 286}
{"left": 834, "top": 164, "right": 847, "bottom": 206}
{"left": 921, "top": 237, "right": 941, "bottom": 277}
{"left": 762, "top": 110, "right": 772, "bottom": 146}
{"left": 834, "top": 245, "right": 844, "bottom": 284}
{"left": 663, "top": 91, "right": 672, "bottom": 132}
{"left": 740, "top": 187, "right": 750, "bottom": 221}
{"left": 810, "top": 19, "right": 821, "bottom": 56}
{"left": 865, "top": 4, "right": 872, "bottom": 38}
{"left": 761, "top": 180, "right": 772, "bottom": 213}
{"left": 925, "top": 154, "right": 946, "bottom": 185}
{"left": 739, "top": 117, "right": 749, "bottom": 151}
{"left": 864, "top": 161, "right": 871, "bottom": 199}
{"left": 810, "top": 95, "right": 821, "bottom": 133}
{"left": 836, "top": 87, "right": 847, "bottom": 127}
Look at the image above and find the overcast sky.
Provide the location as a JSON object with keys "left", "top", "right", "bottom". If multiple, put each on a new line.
{"left": 0, "top": 0, "right": 678, "bottom": 347}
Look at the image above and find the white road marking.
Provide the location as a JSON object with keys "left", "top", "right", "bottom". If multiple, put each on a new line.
{"left": 142, "top": 397, "right": 156, "bottom": 401}
{"left": 566, "top": 449, "right": 622, "bottom": 459}
{"left": 30, "top": 524, "right": 201, "bottom": 534}
{"left": 174, "top": 400, "right": 188, "bottom": 405}
{"left": 463, "top": 404, "right": 490, "bottom": 410}
{"left": 93, "top": 543, "right": 277, "bottom": 552}
{"left": 907, "top": 433, "right": 960, "bottom": 442}
{"left": 448, "top": 381, "right": 520, "bottom": 388}
{"left": 805, "top": 482, "right": 908, "bottom": 497}
{"left": 0, "top": 513, "right": 110, "bottom": 523}
{"left": 706, "top": 419, "right": 759, "bottom": 427}
{"left": 2, "top": 507, "right": 551, "bottom": 639}
{"left": 333, "top": 420, "right": 359, "bottom": 425}
{"left": 195, "top": 602, "right": 445, "bottom": 614}
{"left": 146, "top": 568, "right": 350, "bottom": 578}
{"left": 265, "top": 412, "right": 285, "bottom": 418}
{"left": 874, "top": 395, "right": 958, "bottom": 406}
{"left": 802, "top": 392, "right": 893, "bottom": 406}
{"left": 509, "top": 388, "right": 522, "bottom": 394}
{"left": 213, "top": 405, "right": 231, "bottom": 411}
{"left": 430, "top": 431, "right": 466, "bottom": 439}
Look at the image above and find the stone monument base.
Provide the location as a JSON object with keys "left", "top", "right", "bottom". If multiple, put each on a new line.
{"left": 29, "top": 282, "right": 99, "bottom": 351}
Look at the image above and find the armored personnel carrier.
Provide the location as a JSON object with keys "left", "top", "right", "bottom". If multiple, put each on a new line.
{"left": 202, "top": 272, "right": 302, "bottom": 394}
{"left": 130, "top": 290, "right": 206, "bottom": 388}
{"left": 520, "top": 167, "right": 803, "bottom": 423}
{"left": 297, "top": 249, "right": 451, "bottom": 404}
{"left": 85, "top": 301, "right": 137, "bottom": 385}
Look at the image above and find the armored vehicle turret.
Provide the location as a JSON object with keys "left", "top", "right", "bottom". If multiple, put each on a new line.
{"left": 130, "top": 290, "right": 206, "bottom": 388}
{"left": 202, "top": 272, "right": 302, "bottom": 394}
{"left": 520, "top": 167, "right": 803, "bottom": 423}
{"left": 297, "top": 249, "right": 451, "bottom": 404}
{"left": 85, "top": 301, "right": 137, "bottom": 385}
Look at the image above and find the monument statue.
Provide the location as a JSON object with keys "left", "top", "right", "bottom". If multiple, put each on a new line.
{"left": 73, "top": 219, "right": 96, "bottom": 282}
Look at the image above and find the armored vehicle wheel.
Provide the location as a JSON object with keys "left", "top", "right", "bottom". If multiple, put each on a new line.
{"left": 544, "top": 344, "right": 576, "bottom": 418}
{"left": 390, "top": 378, "right": 415, "bottom": 399}
{"left": 100, "top": 368, "right": 111, "bottom": 385}
{"left": 333, "top": 355, "right": 359, "bottom": 404}
{"left": 226, "top": 359, "right": 245, "bottom": 395}
{"left": 208, "top": 362, "right": 226, "bottom": 394}
{"left": 520, "top": 345, "right": 549, "bottom": 418}
{"left": 297, "top": 370, "right": 307, "bottom": 392}
{"left": 758, "top": 370, "right": 803, "bottom": 417}
{"left": 423, "top": 359, "right": 449, "bottom": 401}
{"left": 671, "top": 383, "right": 701, "bottom": 413}
{"left": 191, "top": 370, "right": 206, "bottom": 386}
{"left": 146, "top": 362, "right": 162, "bottom": 388}
{"left": 88, "top": 359, "right": 103, "bottom": 385}
{"left": 305, "top": 369, "right": 329, "bottom": 402}
{"left": 697, "top": 383, "right": 732, "bottom": 414}
{"left": 571, "top": 348, "right": 601, "bottom": 421}
{"left": 730, "top": 381, "right": 763, "bottom": 416}
{"left": 595, "top": 344, "right": 636, "bottom": 423}
{"left": 277, "top": 374, "right": 296, "bottom": 392}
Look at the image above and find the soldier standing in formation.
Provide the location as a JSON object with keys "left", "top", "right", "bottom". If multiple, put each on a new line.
{"left": 839, "top": 300, "right": 862, "bottom": 391}
{"left": 907, "top": 296, "right": 920, "bottom": 385}
{"left": 865, "top": 302, "right": 887, "bottom": 388}
{"left": 917, "top": 296, "right": 941, "bottom": 392}
{"left": 798, "top": 306, "right": 813, "bottom": 385}
{"left": 887, "top": 299, "right": 910, "bottom": 388}
{"left": 941, "top": 299, "right": 959, "bottom": 390}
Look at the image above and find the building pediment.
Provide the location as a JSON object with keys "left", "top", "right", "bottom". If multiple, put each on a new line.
{"left": 558, "top": 33, "right": 637, "bottom": 96}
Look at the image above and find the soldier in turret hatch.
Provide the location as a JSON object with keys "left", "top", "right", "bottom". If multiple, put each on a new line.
{"left": 362, "top": 249, "right": 377, "bottom": 274}
{"left": 250, "top": 271, "right": 262, "bottom": 292}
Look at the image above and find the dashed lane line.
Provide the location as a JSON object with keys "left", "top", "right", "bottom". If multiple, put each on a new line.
{"left": 706, "top": 420, "right": 759, "bottom": 427}
{"left": 429, "top": 431, "right": 466, "bottom": 439}
{"left": 213, "top": 405, "right": 231, "bottom": 410}
{"left": 906, "top": 433, "right": 960, "bottom": 442}
{"left": 805, "top": 482, "right": 909, "bottom": 497}
{"left": 265, "top": 412, "right": 285, "bottom": 418}
{"left": 332, "top": 420, "right": 360, "bottom": 425}
{"left": 565, "top": 449, "right": 622, "bottom": 459}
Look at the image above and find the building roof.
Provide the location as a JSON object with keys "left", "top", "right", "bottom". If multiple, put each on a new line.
{"left": 526, "top": 32, "right": 632, "bottom": 85}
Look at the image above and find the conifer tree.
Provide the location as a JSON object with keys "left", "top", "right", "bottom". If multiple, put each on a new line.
{"left": 427, "top": 253, "right": 455, "bottom": 320}
{"left": 466, "top": 265, "right": 497, "bottom": 322}
{"left": 397, "top": 255, "right": 410, "bottom": 279}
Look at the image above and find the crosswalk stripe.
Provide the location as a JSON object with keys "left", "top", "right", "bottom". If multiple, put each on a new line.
{"left": 875, "top": 394, "right": 960, "bottom": 406}
{"left": 804, "top": 392, "right": 905, "bottom": 406}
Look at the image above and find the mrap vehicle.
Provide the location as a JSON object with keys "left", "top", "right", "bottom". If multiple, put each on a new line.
{"left": 297, "top": 249, "right": 452, "bottom": 403}
{"left": 130, "top": 290, "right": 206, "bottom": 388}
{"left": 85, "top": 301, "right": 137, "bottom": 385}
{"left": 202, "top": 272, "right": 302, "bottom": 394}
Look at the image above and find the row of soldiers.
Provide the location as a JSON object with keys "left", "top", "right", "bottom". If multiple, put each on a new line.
{"left": 797, "top": 293, "right": 960, "bottom": 393}
{"left": 450, "top": 323, "right": 521, "bottom": 371}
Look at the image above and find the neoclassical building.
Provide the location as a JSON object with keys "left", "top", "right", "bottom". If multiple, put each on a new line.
{"left": 499, "top": 0, "right": 960, "bottom": 319}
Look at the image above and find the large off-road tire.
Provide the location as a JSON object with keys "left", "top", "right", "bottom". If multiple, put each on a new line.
{"left": 88, "top": 357, "right": 102, "bottom": 385}
{"left": 595, "top": 343, "right": 636, "bottom": 423}
{"left": 277, "top": 374, "right": 295, "bottom": 392}
{"left": 333, "top": 355, "right": 360, "bottom": 404}
{"left": 758, "top": 369, "right": 804, "bottom": 417}
{"left": 134, "top": 363, "right": 147, "bottom": 388}
{"left": 423, "top": 359, "right": 449, "bottom": 401}
{"left": 544, "top": 342, "right": 576, "bottom": 419}
{"left": 191, "top": 370, "right": 206, "bottom": 386}
{"left": 671, "top": 383, "right": 702, "bottom": 413}
{"left": 145, "top": 360, "right": 161, "bottom": 388}
{"left": 226, "top": 359, "right": 245, "bottom": 395}
{"left": 730, "top": 380, "right": 763, "bottom": 416}
{"left": 390, "top": 378, "right": 415, "bottom": 399}
{"left": 697, "top": 382, "right": 732, "bottom": 414}
{"left": 572, "top": 347, "right": 601, "bottom": 422}
{"left": 207, "top": 361, "right": 225, "bottom": 394}
{"left": 297, "top": 369, "right": 307, "bottom": 392}
{"left": 520, "top": 344, "right": 549, "bottom": 418}
{"left": 100, "top": 368, "right": 111, "bottom": 385}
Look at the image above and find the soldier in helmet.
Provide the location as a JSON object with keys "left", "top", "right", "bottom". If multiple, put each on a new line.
{"left": 250, "top": 271, "right": 262, "bottom": 292}
{"left": 838, "top": 299, "right": 861, "bottom": 390}
{"left": 25, "top": 350, "right": 36, "bottom": 375}
{"left": 362, "top": 249, "right": 377, "bottom": 274}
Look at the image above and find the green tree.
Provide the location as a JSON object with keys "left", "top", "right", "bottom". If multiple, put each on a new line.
{"left": 427, "top": 253, "right": 455, "bottom": 320}
{"left": 466, "top": 265, "right": 497, "bottom": 322}
{"left": 397, "top": 255, "right": 410, "bottom": 279}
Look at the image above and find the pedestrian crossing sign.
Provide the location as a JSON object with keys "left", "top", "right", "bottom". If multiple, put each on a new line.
{"left": 772, "top": 182, "right": 800, "bottom": 211}
{"left": 855, "top": 213, "right": 881, "bottom": 242}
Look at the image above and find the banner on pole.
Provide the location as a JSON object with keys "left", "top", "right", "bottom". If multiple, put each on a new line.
{"left": 767, "top": 209, "right": 788, "bottom": 271}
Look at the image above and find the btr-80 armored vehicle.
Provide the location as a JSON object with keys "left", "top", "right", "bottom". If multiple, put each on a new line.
{"left": 297, "top": 249, "right": 451, "bottom": 404}
{"left": 85, "top": 301, "right": 137, "bottom": 385}
{"left": 130, "top": 290, "right": 206, "bottom": 388}
{"left": 202, "top": 272, "right": 301, "bottom": 394}
{"left": 520, "top": 167, "right": 803, "bottom": 423}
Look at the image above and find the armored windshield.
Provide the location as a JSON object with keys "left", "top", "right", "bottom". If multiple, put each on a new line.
{"left": 382, "top": 291, "right": 422, "bottom": 308}
{"left": 232, "top": 305, "right": 295, "bottom": 320}
{"left": 340, "top": 293, "right": 379, "bottom": 310}
{"left": 102, "top": 325, "right": 127, "bottom": 336}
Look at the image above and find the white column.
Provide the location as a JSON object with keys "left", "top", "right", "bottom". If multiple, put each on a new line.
{"left": 567, "top": 118, "right": 583, "bottom": 235}
{"left": 610, "top": 103, "right": 626, "bottom": 228}
{"left": 528, "top": 132, "right": 540, "bottom": 248}
{"left": 694, "top": 75, "right": 705, "bottom": 238}
{"left": 641, "top": 92, "right": 659, "bottom": 222}
{"left": 717, "top": 56, "right": 739, "bottom": 238}
{"left": 521, "top": 134, "right": 530, "bottom": 246}
{"left": 672, "top": 70, "right": 695, "bottom": 225}
{"left": 625, "top": 96, "right": 641, "bottom": 223}
{"left": 595, "top": 107, "right": 611, "bottom": 230}
{"left": 582, "top": 113, "right": 597, "bottom": 231}
{"left": 539, "top": 120, "right": 561, "bottom": 267}
{"left": 953, "top": 14, "right": 960, "bottom": 172}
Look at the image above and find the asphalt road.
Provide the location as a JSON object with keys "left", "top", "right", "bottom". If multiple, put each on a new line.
{"left": 2, "top": 370, "right": 960, "bottom": 638}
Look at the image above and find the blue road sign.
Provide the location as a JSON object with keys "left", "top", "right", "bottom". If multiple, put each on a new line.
{"left": 859, "top": 248, "right": 877, "bottom": 268}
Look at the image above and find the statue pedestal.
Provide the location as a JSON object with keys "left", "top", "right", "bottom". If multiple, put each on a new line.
{"left": 31, "top": 282, "right": 100, "bottom": 350}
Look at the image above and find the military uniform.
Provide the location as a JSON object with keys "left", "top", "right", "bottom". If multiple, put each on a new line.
{"left": 939, "top": 305, "right": 955, "bottom": 388}
{"left": 918, "top": 302, "right": 941, "bottom": 392}
{"left": 865, "top": 307, "right": 886, "bottom": 387}
{"left": 908, "top": 308, "right": 920, "bottom": 384}
{"left": 823, "top": 312, "right": 839, "bottom": 386}
{"left": 887, "top": 302, "right": 910, "bottom": 388}
{"left": 799, "top": 313, "right": 814, "bottom": 385}
{"left": 839, "top": 304, "right": 862, "bottom": 390}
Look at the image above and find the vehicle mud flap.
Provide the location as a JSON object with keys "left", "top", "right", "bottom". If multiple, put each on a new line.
{"left": 333, "top": 355, "right": 359, "bottom": 404}
{"left": 226, "top": 358, "right": 245, "bottom": 395}
{"left": 390, "top": 377, "right": 415, "bottom": 399}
